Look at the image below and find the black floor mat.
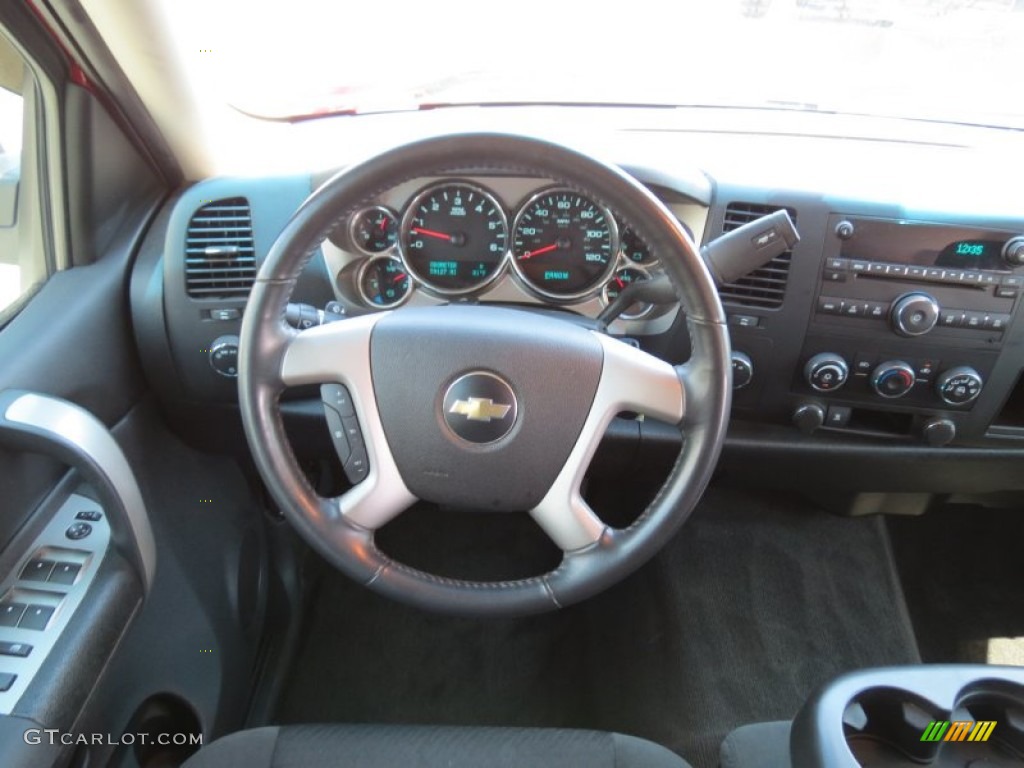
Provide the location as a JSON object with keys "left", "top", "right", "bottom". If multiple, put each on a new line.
{"left": 889, "top": 502, "right": 1024, "bottom": 664}
{"left": 275, "top": 487, "right": 919, "bottom": 768}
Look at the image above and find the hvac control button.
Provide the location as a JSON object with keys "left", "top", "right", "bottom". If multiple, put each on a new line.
{"left": 804, "top": 353, "right": 849, "bottom": 393}
{"left": 936, "top": 366, "right": 983, "bottom": 406}
{"left": 871, "top": 361, "right": 916, "bottom": 399}
{"left": 825, "top": 406, "right": 851, "bottom": 428}
{"left": 65, "top": 523, "right": 92, "bottom": 540}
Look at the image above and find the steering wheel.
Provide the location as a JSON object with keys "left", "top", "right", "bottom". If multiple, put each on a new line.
{"left": 238, "top": 133, "right": 731, "bottom": 617}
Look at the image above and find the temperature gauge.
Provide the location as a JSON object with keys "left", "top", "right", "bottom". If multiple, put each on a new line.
{"left": 602, "top": 266, "right": 652, "bottom": 320}
{"left": 358, "top": 256, "right": 412, "bottom": 308}
{"left": 350, "top": 206, "right": 398, "bottom": 255}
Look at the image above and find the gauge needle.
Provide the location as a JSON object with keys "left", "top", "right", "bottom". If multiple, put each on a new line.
{"left": 378, "top": 218, "right": 388, "bottom": 231}
{"left": 521, "top": 243, "right": 559, "bottom": 259}
{"left": 411, "top": 227, "right": 452, "bottom": 242}
{"left": 614, "top": 277, "right": 625, "bottom": 289}
{"left": 392, "top": 272, "right": 408, "bottom": 284}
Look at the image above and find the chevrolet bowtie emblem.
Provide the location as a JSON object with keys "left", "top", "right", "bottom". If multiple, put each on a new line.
{"left": 448, "top": 397, "right": 512, "bottom": 422}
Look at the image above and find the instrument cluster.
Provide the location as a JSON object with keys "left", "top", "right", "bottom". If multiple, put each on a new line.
{"left": 327, "top": 177, "right": 674, "bottom": 322}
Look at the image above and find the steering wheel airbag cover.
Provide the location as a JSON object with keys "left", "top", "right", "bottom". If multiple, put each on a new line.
{"left": 370, "top": 305, "right": 602, "bottom": 511}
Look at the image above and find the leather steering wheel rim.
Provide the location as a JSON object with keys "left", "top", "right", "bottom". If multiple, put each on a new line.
{"left": 238, "top": 132, "right": 731, "bottom": 617}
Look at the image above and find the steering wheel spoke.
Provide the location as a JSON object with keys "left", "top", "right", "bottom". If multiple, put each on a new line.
{"left": 529, "top": 334, "right": 685, "bottom": 551}
{"left": 281, "top": 313, "right": 417, "bottom": 530}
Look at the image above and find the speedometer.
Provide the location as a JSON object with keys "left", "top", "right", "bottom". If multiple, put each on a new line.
{"left": 511, "top": 189, "right": 618, "bottom": 300}
{"left": 399, "top": 182, "right": 508, "bottom": 295}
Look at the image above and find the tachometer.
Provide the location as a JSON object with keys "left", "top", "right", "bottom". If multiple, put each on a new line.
{"left": 511, "top": 189, "right": 617, "bottom": 300}
{"left": 399, "top": 182, "right": 508, "bottom": 295}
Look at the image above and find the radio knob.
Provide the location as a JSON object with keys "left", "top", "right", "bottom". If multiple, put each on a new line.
{"left": 891, "top": 292, "right": 940, "bottom": 337}
{"left": 935, "top": 366, "right": 983, "bottom": 406}
{"left": 804, "top": 353, "right": 849, "bottom": 392}
{"left": 1003, "top": 236, "right": 1024, "bottom": 266}
{"left": 871, "top": 360, "right": 916, "bottom": 399}
{"left": 731, "top": 351, "right": 754, "bottom": 390}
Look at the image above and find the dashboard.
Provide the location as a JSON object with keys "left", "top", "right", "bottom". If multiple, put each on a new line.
{"left": 129, "top": 113, "right": 1024, "bottom": 497}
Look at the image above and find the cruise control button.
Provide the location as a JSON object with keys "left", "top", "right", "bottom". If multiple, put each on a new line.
{"left": 0, "top": 641, "right": 32, "bottom": 658}
{"left": 320, "top": 383, "right": 355, "bottom": 417}
{"left": 65, "top": 523, "right": 92, "bottom": 541}
{"left": 20, "top": 559, "right": 55, "bottom": 582}
{"left": 18, "top": 605, "right": 55, "bottom": 631}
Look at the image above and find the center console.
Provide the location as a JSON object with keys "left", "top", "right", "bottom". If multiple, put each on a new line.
{"left": 734, "top": 213, "right": 1024, "bottom": 446}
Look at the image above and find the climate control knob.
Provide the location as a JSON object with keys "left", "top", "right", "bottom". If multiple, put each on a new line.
{"left": 891, "top": 292, "right": 940, "bottom": 337}
{"left": 871, "top": 360, "right": 916, "bottom": 399}
{"left": 804, "top": 353, "right": 849, "bottom": 393}
{"left": 935, "top": 366, "right": 983, "bottom": 406}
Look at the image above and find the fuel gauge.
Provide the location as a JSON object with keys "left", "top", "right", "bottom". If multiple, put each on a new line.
{"left": 350, "top": 206, "right": 398, "bottom": 255}
{"left": 358, "top": 256, "right": 412, "bottom": 308}
{"left": 602, "top": 266, "right": 652, "bottom": 320}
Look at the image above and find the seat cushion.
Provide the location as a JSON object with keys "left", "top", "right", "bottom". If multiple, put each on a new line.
{"left": 719, "top": 721, "right": 791, "bottom": 768}
{"left": 182, "top": 724, "right": 690, "bottom": 768}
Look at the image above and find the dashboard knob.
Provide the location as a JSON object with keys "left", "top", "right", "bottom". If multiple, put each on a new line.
{"left": 890, "top": 292, "right": 940, "bottom": 337}
{"left": 922, "top": 417, "right": 956, "bottom": 447}
{"left": 1002, "top": 236, "right": 1024, "bottom": 266}
{"left": 209, "top": 335, "right": 240, "bottom": 378}
{"left": 804, "top": 353, "right": 849, "bottom": 393}
{"left": 935, "top": 366, "right": 983, "bottom": 406}
{"left": 731, "top": 351, "right": 753, "bottom": 390}
{"left": 793, "top": 403, "right": 825, "bottom": 435}
{"left": 871, "top": 360, "right": 916, "bottom": 399}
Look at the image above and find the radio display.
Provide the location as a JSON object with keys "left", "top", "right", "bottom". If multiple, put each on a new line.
{"left": 839, "top": 219, "right": 1011, "bottom": 272}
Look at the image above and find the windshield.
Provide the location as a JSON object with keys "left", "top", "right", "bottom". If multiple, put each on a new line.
{"left": 158, "top": 0, "right": 1024, "bottom": 130}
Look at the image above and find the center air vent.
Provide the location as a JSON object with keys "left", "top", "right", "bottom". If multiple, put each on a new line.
{"left": 717, "top": 202, "right": 796, "bottom": 309}
{"left": 184, "top": 198, "right": 256, "bottom": 299}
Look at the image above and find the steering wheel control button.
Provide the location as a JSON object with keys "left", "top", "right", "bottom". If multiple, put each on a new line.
{"left": 75, "top": 509, "right": 102, "bottom": 522}
{"left": 936, "top": 366, "right": 983, "bottom": 406}
{"left": 18, "top": 605, "right": 55, "bottom": 631}
{"left": 345, "top": 444, "right": 369, "bottom": 482}
{"left": 321, "top": 384, "right": 355, "bottom": 417}
{"left": 0, "top": 602, "right": 27, "bottom": 627}
{"left": 871, "top": 361, "right": 916, "bottom": 399}
{"left": 442, "top": 372, "right": 518, "bottom": 445}
{"left": 19, "top": 559, "right": 56, "bottom": 583}
{"left": 65, "top": 522, "right": 93, "bottom": 540}
{"left": 804, "top": 353, "right": 849, "bottom": 393}
{"left": 0, "top": 641, "right": 32, "bottom": 658}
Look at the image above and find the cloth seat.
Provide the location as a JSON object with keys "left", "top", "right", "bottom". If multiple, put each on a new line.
{"left": 182, "top": 723, "right": 691, "bottom": 768}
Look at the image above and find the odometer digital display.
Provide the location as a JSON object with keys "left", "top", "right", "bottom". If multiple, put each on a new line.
{"left": 399, "top": 182, "right": 508, "bottom": 295}
{"left": 511, "top": 189, "right": 617, "bottom": 300}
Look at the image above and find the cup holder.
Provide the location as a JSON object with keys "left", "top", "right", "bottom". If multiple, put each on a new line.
{"left": 112, "top": 693, "right": 203, "bottom": 768}
{"left": 844, "top": 683, "right": 1024, "bottom": 766}
{"left": 792, "top": 666, "right": 1024, "bottom": 768}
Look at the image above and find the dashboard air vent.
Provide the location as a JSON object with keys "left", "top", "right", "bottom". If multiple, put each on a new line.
{"left": 184, "top": 197, "right": 256, "bottom": 299}
{"left": 717, "top": 202, "right": 796, "bottom": 309}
